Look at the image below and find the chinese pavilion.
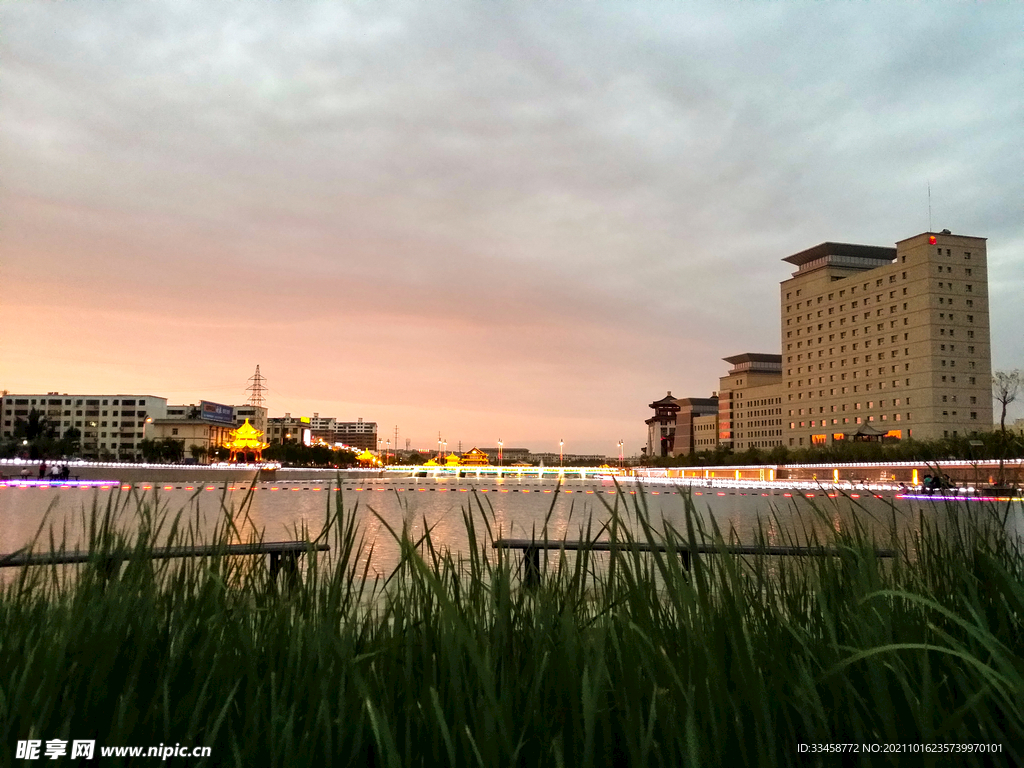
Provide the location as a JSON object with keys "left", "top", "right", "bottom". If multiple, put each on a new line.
{"left": 225, "top": 419, "right": 269, "bottom": 463}
{"left": 460, "top": 447, "right": 489, "bottom": 466}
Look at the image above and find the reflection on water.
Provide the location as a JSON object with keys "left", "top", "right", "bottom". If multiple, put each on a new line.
{"left": 1, "top": 475, "right": 1018, "bottom": 578}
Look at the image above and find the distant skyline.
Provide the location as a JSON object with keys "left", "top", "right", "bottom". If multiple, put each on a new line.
{"left": 3, "top": 2, "right": 1023, "bottom": 454}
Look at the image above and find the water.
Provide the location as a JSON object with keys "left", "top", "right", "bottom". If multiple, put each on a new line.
{"left": 1, "top": 474, "right": 967, "bottom": 578}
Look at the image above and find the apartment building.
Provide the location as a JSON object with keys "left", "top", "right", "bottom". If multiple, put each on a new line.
{"left": 1, "top": 393, "right": 168, "bottom": 460}
{"left": 330, "top": 420, "right": 377, "bottom": 450}
{"left": 267, "top": 413, "right": 377, "bottom": 450}
{"left": 781, "top": 230, "right": 992, "bottom": 446}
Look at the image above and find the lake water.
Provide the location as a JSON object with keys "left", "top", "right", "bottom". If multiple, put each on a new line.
{"left": 4, "top": 473, "right": 1003, "bottom": 579}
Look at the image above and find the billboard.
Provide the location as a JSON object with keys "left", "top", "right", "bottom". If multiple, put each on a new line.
{"left": 200, "top": 400, "right": 235, "bottom": 424}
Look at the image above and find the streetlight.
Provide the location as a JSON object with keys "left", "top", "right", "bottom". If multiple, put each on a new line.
{"left": 559, "top": 439, "right": 564, "bottom": 466}
{"left": 618, "top": 440, "right": 623, "bottom": 469}
{"left": 498, "top": 439, "right": 503, "bottom": 467}
{"left": 386, "top": 438, "right": 391, "bottom": 465}
{"left": 968, "top": 439, "right": 984, "bottom": 489}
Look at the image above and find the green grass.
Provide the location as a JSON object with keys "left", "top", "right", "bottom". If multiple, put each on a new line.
{"left": 1, "top": 485, "right": 1022, "bottom": 766}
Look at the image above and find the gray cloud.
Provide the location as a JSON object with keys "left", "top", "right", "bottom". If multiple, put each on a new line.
{"left": 3, "top": 1, "right": 1023, "bottom": 449}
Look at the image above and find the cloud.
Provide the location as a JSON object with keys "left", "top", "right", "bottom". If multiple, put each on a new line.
{"left": 3, "top": 1, "right": 1022, "bottom": 451}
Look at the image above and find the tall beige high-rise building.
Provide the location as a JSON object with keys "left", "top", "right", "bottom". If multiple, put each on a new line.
{"left": 780, "top": 230, "right": 992, "bottom": 447}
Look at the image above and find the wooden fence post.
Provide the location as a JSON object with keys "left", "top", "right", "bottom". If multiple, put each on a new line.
{"left": 524, "top": 546, "right": 540, "bottom": 588}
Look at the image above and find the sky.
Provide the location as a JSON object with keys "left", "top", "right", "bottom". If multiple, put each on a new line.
{"left": 2, "top": 1, "right": 1023, "bottom": 455}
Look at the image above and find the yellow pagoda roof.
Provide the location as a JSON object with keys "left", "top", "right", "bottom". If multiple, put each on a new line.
{"left": 445, "top": 452, "right": 461, "bottom": 465}
{"left": 423, "top": 459, "right": 439, "bottom": 466}
{"left": 356, "top": 450, "right": 377, "bottom": 462}
{"left": 225, "top": 419, "right": 267, "bottom": 451}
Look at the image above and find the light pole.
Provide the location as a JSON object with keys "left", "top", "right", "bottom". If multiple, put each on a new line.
{"left": 559, "top": 439, "right": 564, "bottom": 466}
{"left": 386, "top": 438, "right": 391, "bottom": 465}
{"left": 969, "top": 439, "right": 984, "bottom": 489}
{"left": 618, "top": 440, "right": 623, "bottom": 469}
{"left": 498, "top": 439, "right": 503, "bottom": 467}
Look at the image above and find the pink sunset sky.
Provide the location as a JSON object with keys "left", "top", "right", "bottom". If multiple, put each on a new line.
{"left": 3, "top": 2, "right": 1023, "bottom": 454}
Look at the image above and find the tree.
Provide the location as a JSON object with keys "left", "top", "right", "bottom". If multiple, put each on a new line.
{"left": 161, "top": 438, "right": 185, "bottom": 463}
{"left": 56, "top": 426, "right": 81, "bottom": 457}
{"left": 139, "top": 439, "right": 161, "bottom": 463}
{"left": 993, "top": 369, "right": 1022, "bottom": 433}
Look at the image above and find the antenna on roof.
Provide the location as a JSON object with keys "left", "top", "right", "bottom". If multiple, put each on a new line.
{"left": 928, "top": 181, "right": 932, "bottom": 232}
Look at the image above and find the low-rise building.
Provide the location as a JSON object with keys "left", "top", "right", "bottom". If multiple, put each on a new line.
{"left": 672, "top": 396, "right": 720, "bottom": 457}
{"left": 145, "top": 418, "right": 236, "bottom": 461}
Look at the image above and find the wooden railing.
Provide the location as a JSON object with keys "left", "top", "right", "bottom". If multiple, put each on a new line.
{"left": 0, "top": 540, "right": 329, "bottom": 586}
{"left": 493, "top": 538, "right": 895, "bottom": 587}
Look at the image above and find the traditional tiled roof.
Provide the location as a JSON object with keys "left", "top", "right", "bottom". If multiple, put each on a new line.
{"left": 225, "top": 419, "right": 267, "bottom": 450}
